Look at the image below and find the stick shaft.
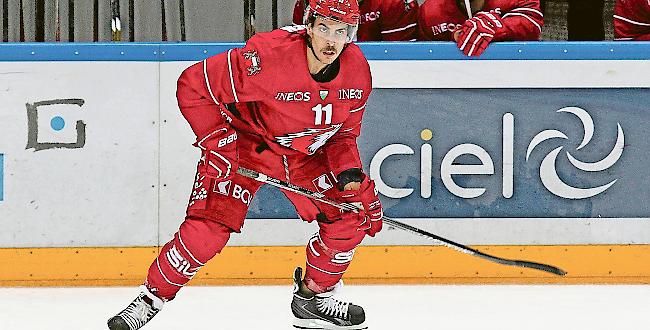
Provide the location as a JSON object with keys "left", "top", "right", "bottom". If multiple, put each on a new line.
{"left": 111, "top": 0, "right": 121, "bottom": 41}
{"left": 236, "top": 167, "right": 566, "bottom": 276}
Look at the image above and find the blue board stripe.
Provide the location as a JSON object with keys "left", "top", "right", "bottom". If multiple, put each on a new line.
{"left": 0, "top": 43, "right": 160, "bottom": 61}
{"left": 0, "top": 42, "right": 648, "bottom": 62}
{"left": 359, "top": 41, "right": 650, "bottom": 60}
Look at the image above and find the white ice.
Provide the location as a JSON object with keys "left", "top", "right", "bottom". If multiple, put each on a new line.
{"left": 0, "top": 284, "right": 648, "bottom": 330}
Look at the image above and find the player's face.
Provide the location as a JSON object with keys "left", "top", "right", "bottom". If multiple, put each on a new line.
{"left": 308, "top": 16, "right": 349, "bottom": 64}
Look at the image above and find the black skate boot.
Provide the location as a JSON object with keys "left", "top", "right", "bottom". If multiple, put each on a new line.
{"left": 107, "top": 285, "right": 164, "bottom": 330}
{"left": 291, "top": 267, "right": 367, "bottom": 330}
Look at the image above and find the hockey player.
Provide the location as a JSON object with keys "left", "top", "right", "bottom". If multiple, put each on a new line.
{"left": 613, "top": 0, "right": 650, "bottom": 40}
{"left": 418, "top": 0, "right": 543, "bottom": 56}
{"left": 107, "top": 0, "right": 382, "bottom": 329}
{"left": 293, "top": 0, "right": 420, "bottom": 41}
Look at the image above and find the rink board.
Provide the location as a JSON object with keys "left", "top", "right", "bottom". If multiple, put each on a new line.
{"left": 2, "top": 245, "right": 650, "bottom": 286}
{"left": 1, "top": 42, "right": 649, "bottom": 285}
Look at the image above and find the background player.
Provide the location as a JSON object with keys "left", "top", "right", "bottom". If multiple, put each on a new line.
{"left": 294, "top": 0, "right": 420, "bottom": 41}
{"left": 613, "top": 0, "right": 650, "bottom": 40}
{"left": 107, "top": 0, "right": 383, "bottom": 329}
{"left": 418, "top": 0, "right": 544, "bottom": 56}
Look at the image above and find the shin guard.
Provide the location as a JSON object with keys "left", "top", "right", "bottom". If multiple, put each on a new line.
{"left": 145, "top": 219, "right": 231, "bottom": 300}
{"left": 303, "top": 233, "right": 356, "bottom": 293}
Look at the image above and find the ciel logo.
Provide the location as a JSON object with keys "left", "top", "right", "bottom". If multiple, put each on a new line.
{"left": 370, "top": 106, "right": 624, "bottom": 200}
{"left": 526, "top": 106, "right": 624, "bottom": 199}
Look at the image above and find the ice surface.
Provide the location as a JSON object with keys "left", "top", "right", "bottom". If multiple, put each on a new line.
{"left": 0, "top": 284, "right": 648, "bottom": 330}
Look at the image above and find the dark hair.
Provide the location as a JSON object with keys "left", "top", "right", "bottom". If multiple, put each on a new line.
{"left": 306, "top": 12, "right": 318, "bottom": 27}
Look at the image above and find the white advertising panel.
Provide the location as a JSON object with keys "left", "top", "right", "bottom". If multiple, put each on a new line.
{"left": 1, "top": 45, "right": 649, "bottom": 247}
{"left": 0, "top": 62, "right": 159, "bottom": 247}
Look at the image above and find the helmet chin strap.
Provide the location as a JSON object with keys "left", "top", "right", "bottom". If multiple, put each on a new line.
{"left": 464, "top": 0, "right": 473, "bottom": 18}
{"left": 307, "top": 38, "right": 327, "bottom": 65}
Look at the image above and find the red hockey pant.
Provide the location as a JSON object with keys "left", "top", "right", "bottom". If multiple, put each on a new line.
{"left": 145, "top": 133, "right": 368, "bottom": 300}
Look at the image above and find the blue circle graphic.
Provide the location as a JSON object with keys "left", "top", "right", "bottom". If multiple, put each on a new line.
{"left": 51, "top": 116, "right": 65, "bottom": 131}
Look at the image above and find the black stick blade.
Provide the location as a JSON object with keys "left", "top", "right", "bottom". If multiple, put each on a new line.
{"left": 515, "top": 260, "right": 567, "bottom": 276}
{"left": 482, "top": 254, "right": 567, "bottom": 276}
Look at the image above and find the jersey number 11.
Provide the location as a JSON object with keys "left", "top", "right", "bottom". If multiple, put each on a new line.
{"left": 312, "top": 104, "right": 332, "bottom": 125}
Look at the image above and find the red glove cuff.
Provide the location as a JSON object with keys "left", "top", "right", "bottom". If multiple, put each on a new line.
{"left": 339, "top": 175, "right": 383, "bottom": 237}
{"left": 193, "top": 123, "right": 239, "bottom": 181}
{"left": 457, "top": 11, "right": 504, "bottom": 56}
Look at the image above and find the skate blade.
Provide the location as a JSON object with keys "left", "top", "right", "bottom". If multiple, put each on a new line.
{"left": 293, "top": 317, "right": 368, "bottom": 330}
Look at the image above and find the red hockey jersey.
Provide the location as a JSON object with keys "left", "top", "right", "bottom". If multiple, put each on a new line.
{"left": 293, "top": 0, "right": 419, "bottom": 41}
{"left": 417, "top": 0, "right": 543, "bottom": 41}
{"left": 176, "top": 26, "right": 372, "bottom": 176}
{"left": 614, "top": 0, "right": 650, "bottom": 40}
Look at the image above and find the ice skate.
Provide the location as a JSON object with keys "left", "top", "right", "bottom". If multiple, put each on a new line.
{"left": 107, "top": 286, "right": 164, "bottom": 330}
{"left": 291, "top": 267, "right": 367, "bottom": 330}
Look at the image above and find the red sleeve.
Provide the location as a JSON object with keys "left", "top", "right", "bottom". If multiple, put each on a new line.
{"left": 202, "top": 42, "right": 268, "bottom": 105}
{"left": 293, "top": 0, "right": 306, "bottom": 25}
{"left": 323, "top": 69, "right": 372, "bottom": 176}
{"left": 322, "top": 101, "right": 367, "bottom": 176}
{"left": 635, "top": 33, "right": 650, "bottom": 40}
{"left": 176, "top": 60, "right": 226, "bottom": 139}
{"left": 378, "top": 0, "right": 420, "bottom": 41}
{"left": 614, "top": 0, "right": 650, "bottom": 40}
{"left": 176, "top": 37, "right": 268, "bottom": 138}
{"left": 416, "top": 3, "right": 435, "bottom": 40}
{"left": 494, "top": 0, "right": 544, "bottom": 41}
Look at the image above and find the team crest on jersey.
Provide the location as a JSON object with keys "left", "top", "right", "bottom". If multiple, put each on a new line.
{"left": 275, "top": 124, "right": 343, "bottom": 155}
{"left": 319, "top": 90, "right": 329, "bottom": 100}
{"left": 404, "top": 0, "right": 417, "bottom": 11}
{"left": 242, "top": 50, "right": 261, "bottom": 76}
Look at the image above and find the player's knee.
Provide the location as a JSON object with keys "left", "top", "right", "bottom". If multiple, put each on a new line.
{"left": 324, "top": 231, "right": 364, "bottom": 253}
{"left": 318, "top": 216, "right": 366, "bottom": 251}
{"left": 177, "top": 217, "right": 232, "bottom": 263}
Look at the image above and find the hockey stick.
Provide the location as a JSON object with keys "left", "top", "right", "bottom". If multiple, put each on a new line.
{"left": 68, "top": 0, "right": 73, "bottom": 41}
{"left": 243, "top": 0, "right": 256, "bottom": 40}
{"left": 3, "top": 0, "right": 8, "bottom": 42}
{"left": 271, "top": 0, "right": 278, "bottom": 30}
{"left": 236, "top": 167, "right": 567, "bottom": 276}
{"left": 160, "top": 0, "right": 166, "bottom": 41}
{"left": 36, "top": 0, "right": 44, "bottom": 41}
{"left": 93, "top": 0, "right": 98, "bottom": 41}
{"left": 111, "top": 0, "right": 121, "bottom": 41}
{"left": 54, "top": 0, "right": 60, "bottom": 41}
{"left": 463, "top": 0, "right": 472, "bottom": 18}
{"left": 179, "top": 0, "right": 186, "bottom": 41}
